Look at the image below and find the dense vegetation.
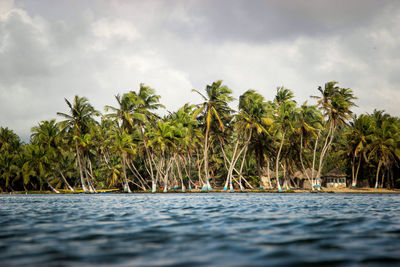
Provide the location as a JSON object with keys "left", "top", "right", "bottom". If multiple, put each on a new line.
{"left": 1, "top": 81, "right": 400, "bottom": 193}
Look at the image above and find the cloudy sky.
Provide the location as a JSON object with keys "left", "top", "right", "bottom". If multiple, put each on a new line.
{"left": 1, "top": 0, "right": 400, "bottom": 140}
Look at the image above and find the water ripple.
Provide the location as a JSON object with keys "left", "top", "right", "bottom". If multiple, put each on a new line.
{"left": 1, "top": 193, "right": 400, "bottom": 266}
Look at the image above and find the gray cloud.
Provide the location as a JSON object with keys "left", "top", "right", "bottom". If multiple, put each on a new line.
{"left": 1, "top": 0, "right": 400, "bottom": 140}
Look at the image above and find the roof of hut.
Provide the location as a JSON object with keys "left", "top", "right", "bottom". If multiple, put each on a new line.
{"left": 323, "top": 168, "right": 347, "bottom": 178}
{"left": 293, "top": 170, "right": 303, "bottom": 178}
{"left": 293, "top": 168, "right": 319, "bottom": 179}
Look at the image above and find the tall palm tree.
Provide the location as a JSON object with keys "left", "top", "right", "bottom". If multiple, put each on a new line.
{"left": 109, "top": 128, "right": 137, "bottom": 192}
{"left": 168, "top": 104, "right": 200, "bottom": 191}
{"left": 271, "top": 87, "right": 297, "bottom": 191}
{"left": 131, "top": 84, "right": 165, "bottom": 192}
{"left": 104, "top": 93, "right": 135, "bottom": 132}
{"left": 344, "top": 114, "right": 374, "bottom": 187}
{"left": 312, "top": 81, "right": 357, "bottom": 182}
{"left": 193, "top": 80, "right": 234, "bottom": 191}
{"left": 147, "top": 120, "right": 177, "bottom": 192}
{"left": 106, "top": 84, "right": 165, "bottom": 192}
{"left": 296, "top": 103, "right": 323, "bottom": 189}
{"left": 235, "top": 90, "right": 272, "bottom": 190}
{"left": 57, "top": 95, "right": 100, "bottom": 193}
{"left": 367, "top": 116, "right": 400, "bottom": 188}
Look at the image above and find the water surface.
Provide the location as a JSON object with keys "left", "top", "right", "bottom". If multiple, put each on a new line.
{"left": 1, "top": 193, "right": 400, "bottom": 266}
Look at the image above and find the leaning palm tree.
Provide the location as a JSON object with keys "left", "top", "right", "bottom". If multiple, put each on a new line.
{"left": 106, "top": 84, "right": 165, "bottom": 192}
{"left": 344, "top": 114, "right": 374, "bottom": 187}
{"left": 22, "top": 144, "right": 60, "bottom": 193}
{"left": 193, "top": 80, "right": 234, "bottom": 191}
{"left": 31, "top": 119, "right": 75, "bottom": 191}
{"left": 295, "top": 103, "right": 323, "bottom": 189}
{"left": 312, "top": 82, "right": 357, "bottom": 183}
{"left": 109, "top": 128, "right": 137, "bottom": 192}
{"left": 146, "top": 120, "right": 177, "bottom": 192}
{"left": 57, "top": 95, "right": 100, "bottom": 193}
{"left": 225, "top": 90, "right": 271, "bottom": 191}
{"left": 270, "top": 87, "right": 297, "bottom": 191}
{"left": 131, "top": 84, "right": 165, "bottom": 192}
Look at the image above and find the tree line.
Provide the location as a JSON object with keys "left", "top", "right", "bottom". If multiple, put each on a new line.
{"left": 1, "top": 81, "right": 399, "bottom": 193}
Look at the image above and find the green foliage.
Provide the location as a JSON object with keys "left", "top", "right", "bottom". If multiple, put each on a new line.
{"left": 1, "top": 80, "right": 400, "bottom": 192}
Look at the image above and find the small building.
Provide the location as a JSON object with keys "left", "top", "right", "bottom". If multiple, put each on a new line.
{"left": 293, "top": 168, "right": 319, "bottom": 189}
{"left": 323, "top": 168, "right": 347, "bottom": 188}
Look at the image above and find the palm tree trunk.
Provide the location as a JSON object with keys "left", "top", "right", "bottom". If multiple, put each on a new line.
{"left": 88, "top": 159, "right": 97, "bottom": 193}
{"left": 299, "top": 133, "right": 313, "bottom": 190}
{"left": 203, "top": 126, "right": 211, "bottom": 191}
{"left": 182, "top": 155, "right": 194, "bottom": 190}
{"left": 267, "top": 160, "right": 272, "bottom": 189}
{"left": 219, "top": 140, "right": 231, "bottom": 191}
{"left": 174, "top": 155, "right": 185, "bottom": 192}
{"left": 139, "top": 125, "right": 156, "bottom": 192}
{"left": 238, "top": 146, "right": 248, "bottom": 192}
{"left": 154, "top": 157, "right": 164, "bottom": 191}
{"left": 275, "top": 132, "right": 285, "bottom": 192}
{"left": 58, "top": 170, "right": 74, "bottom": 192}
{"left": 311, "top": 130, "right": 321, "bottom": 189}
{"left": 83, "top": 157, "right": 94, "bottom": 193}
{"left": 163, "top": 156, "right": 174, "bottom": 192}
{"left": 195, "top": 149, "right": 204, "bottom": 188}
{"left": 317, "top": 125, "right": 336, "bottom": 183}
{"left": 122, "top": 153, "right": 132, "bottom": 193}
{"left": 354, "top": 157, "right": 361, "bottom": 187}
{"left": 228, "top": 139, "right": 240, "bottom": 192}
{"left": 187, "top": 153, "right": 193, "bottom": 189}
{"left": 351, "top": 156, "right": 356, "bottom": 187}
{"left": 75, "top": 143, "right": 88, "bottom": 192}
{"left": 127, "top": 159, "right": 148, "bottom": 190}
{"left": 282, "top": 162, "right": 287, "bottom": 190}
{"left": 374, "top": 160, "right": 382, "bottom": 189}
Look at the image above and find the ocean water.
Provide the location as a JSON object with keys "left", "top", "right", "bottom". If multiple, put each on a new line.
{"left": 1, "top": 193, "right": 400, "bottom": 266}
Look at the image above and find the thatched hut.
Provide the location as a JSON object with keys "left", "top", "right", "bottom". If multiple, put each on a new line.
{"left": 292, "top": 168, "right": 319, "bottom": 189}
{"left": 322, "top": 168, "right": 347, "bottom": 188}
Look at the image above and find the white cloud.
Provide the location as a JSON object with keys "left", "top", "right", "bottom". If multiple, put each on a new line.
{"left": 0, "top": 0, "right": 14, "bottom": 16}
{"left": 0, "top": 0, "right": 400, "bottom": 141}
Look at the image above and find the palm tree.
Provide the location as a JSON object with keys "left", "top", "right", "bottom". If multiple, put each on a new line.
{"left": 146, "top": 120, "right": 177, "bottom": 192}
{"left": 22, "top": 144, "right": 61, "bottom": 192}
{"left": 132, "top": 84, "right": 165, "bottom": 192}
{"left": 270, "top": 87, "right": 297, "bottom": 191}
{"left": 30, "top": 120, "right": 75, "bottom": 191}
{"left": 344, "top": 114, "right": 374, "bottom": 187}
{"left": 367, "top": 114, "right": 400, "bottom": 188}
{"left": 105, "top": 93, "right": 136, "bottom": 132}
{"left": 296, "top": 103, "right": 323, "bottom": 189}
{"left": 193, "top": 80, "right": 234, "bottom": 191}
{"left": 106, "top": 84, "right": 165, "bottom": 192}
{"left": 109, "top": 128, "right": 137, "bottom": 192}
{"left": 0, "top": 127, "right": 23, "bottom": 192}
{"left": 168, "top": 104, "right": 201, "bottom": 191}
{"left": 312, "top": 81, "right": 357, "bottom": 183}
{"left": 231, "top": 90, "right": 272, "bottom": 190}
{"left": 57, "top": 95, "right": 100, "bottom": 193}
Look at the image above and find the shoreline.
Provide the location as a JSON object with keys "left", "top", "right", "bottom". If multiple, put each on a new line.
{"left": 2, "top": 187, "right": 400, "bottom": 194}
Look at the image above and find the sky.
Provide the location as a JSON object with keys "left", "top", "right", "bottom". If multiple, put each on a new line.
{"left": 1, "top": 0, "right": 400, "bottom": 140}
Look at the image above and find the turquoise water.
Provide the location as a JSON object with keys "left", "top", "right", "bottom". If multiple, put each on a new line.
{"left": 1, "top": 194, "right": 400, "bottom": 266}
